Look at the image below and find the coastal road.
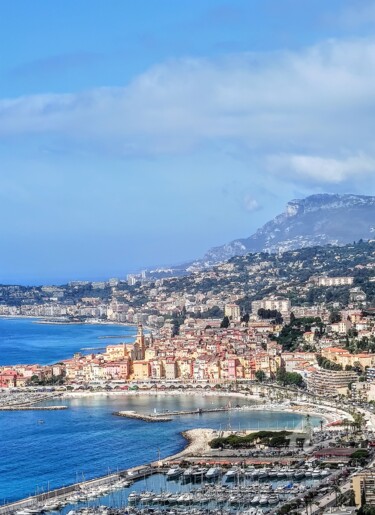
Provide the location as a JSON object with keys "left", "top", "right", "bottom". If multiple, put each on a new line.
{"left": 300, "top": 479, "right": 351, "bottom": 514}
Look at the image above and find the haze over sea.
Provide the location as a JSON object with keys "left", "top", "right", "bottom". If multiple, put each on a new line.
{"left": 0, "top": 319, "right": 318, "bottom": 504}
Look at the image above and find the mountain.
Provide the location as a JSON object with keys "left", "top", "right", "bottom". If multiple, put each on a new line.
{"left": 201, "top": 194, "right": 375, "bottom": 265}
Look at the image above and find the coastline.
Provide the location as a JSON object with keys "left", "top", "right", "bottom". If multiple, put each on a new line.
{"left": 0, "top": 315, "right": 151, "bottom": 331}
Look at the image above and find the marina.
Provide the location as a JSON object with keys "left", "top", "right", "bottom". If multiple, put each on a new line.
{"left": 0, "top": 462, "right": 338, "bottom": 515}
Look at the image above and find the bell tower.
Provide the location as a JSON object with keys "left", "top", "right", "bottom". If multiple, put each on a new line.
{"left": 136, "top": 324, "right": 145, "bottom": 359}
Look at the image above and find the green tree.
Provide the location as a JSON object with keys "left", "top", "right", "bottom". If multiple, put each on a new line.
{"left": 255, "top": 370, "right": 266, "bottom": 382}
{"left": 220, "top": 316, "right": 230, "bottom": 328}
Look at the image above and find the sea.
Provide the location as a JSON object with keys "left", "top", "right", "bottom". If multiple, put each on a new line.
{"left": 0, "top": 318, "right": 319, "bottom": 504}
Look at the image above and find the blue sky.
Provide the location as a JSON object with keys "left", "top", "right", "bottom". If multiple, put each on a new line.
{"left": 1, "top": 0, "right": 375, "bottom": 284}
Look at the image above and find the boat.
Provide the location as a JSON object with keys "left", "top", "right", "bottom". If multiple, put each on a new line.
{"left": 245, "top": 467, "right": 256, "bottom": 477}
{"left": 250, "top": 495, "right": 260, "bottom": 504}
{"left": 258, "top": 468, "right": 269, "bottom": 480}
{"left": 259, "top": 495, "right": 269, "bottom": 505}
{"left": 225, "top": 467, "right": 242, "bottom": 481}
{"left": 128, "top": 491, "right": 140, "bottom": 503}
{"left": 166, "top": 467, "right": 184, "bottom": 479}
{"left": 311, "top": 468, "right": 322, "bottom": 478}
{"left": 182, "top": 467, "right": 195, "bottom": 479}
{"left": 293, "top": 470, "right": 305, "bottom": 480}
{"left": 268, "top": 468, "right": 278, "bottom": 478}
{"left": 191, "top": 467, "right": 208, "bottom": 480}
{"left": 268, "top": 495, "right": 279, "bottom": 505}
{"left": 205, "top": 466, "right": 222, "bottom": 479}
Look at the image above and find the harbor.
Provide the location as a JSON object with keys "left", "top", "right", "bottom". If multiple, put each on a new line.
{"left": 0, "top": 459, "right": 341, "bottom": 515}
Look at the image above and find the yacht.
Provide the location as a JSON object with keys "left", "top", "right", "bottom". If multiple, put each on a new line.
{"left": 259, "top": 495, "right": 269, "bottom": 505}
{"left": 128, "top": 491, "right": 140, "bottom": 503}
{"left": 166, "top": 467, "right": 184, "bottom": 479}
{"left": 182, "top": 467, "right": 195, "bottom": 480}
{"left": 206, "top": 466, "right": 222, "bottom": 479}
{"left": 294, "top": 470, "right": 305, "bottom": 480}
{"left": 311, "top": 468, "right": 322, "bottom": 478}
{"left": 258, "top": 468, "right": 269, "bottom": 480}
{"left": 191, "top": 467, "right": 208, "bottom": 480}
{"left": 224, "top": 467, "right": 241, "bottom": 481}
{"left": 250, "top": 495, "right": 260, "bottom": 504}
{"left": 268, "top": 468, "right": 279, "bottom": 478}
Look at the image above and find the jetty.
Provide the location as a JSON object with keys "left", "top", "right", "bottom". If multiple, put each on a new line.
{"left": 113, "top": 406, "right": 235, "bottom": 422}
{"left": 113, "top": 410, "right": 172, "bottom": 422}
{"left": 0, "top": 405, "right": 67, "bottom": 411}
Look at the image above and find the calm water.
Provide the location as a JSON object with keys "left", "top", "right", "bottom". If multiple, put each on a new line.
{"left": 0, "top": 317, "right": 136, "bottom": 365}
{"left": 0, "top": 319, "right": 318, "bottom": 504}
{"left": 0, "top": 394, "right": 319, "bottom": 503}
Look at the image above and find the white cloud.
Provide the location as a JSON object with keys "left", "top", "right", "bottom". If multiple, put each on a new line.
{"left": 243, "top": 194, "right": 260, "bottom": 212}
{"left": 266, "top": 153, "right": 375, "bottom": 184}
{"left": 2, "top": 38, "right": 375, "bottom": 184}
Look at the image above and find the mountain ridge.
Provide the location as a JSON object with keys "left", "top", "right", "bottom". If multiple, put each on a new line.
{"left": 199, "top": 193, "right": 375, "bottom": 265}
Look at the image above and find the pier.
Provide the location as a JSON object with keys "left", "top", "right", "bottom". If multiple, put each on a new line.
{"left": 113, "top": 410, "right": 172, "bottom": 422}
{"left": 114, "top": 406, "right": 234, "bottom": 422}
{"left": 0, "top": 405, "right": 67, "bottom": 411}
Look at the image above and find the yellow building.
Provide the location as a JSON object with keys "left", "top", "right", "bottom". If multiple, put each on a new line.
{"left": 132, "top": 361, "right": 150, "bottom": 380}
{"left": 353, "top": 469, "right": 375, "bottom": 506}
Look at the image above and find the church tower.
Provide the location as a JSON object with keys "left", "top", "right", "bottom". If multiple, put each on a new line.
{"left": 136, "top": 324, "right": 145, "bottom": 359}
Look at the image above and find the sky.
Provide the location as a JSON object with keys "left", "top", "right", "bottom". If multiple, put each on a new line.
{"left": 1, "top": 0, "right": 375, "bottom": 285}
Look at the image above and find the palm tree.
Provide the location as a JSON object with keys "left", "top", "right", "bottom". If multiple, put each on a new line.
{"left": 332, "top": 483, "right": 341, "bottom": 507}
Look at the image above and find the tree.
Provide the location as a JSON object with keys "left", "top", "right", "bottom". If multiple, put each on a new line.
{"left": 329, "top": 311, "right": 342, "bottom": 324}
{"left": 220, "top": 316, "right": 230, "bottom": 328}
{"left": 255, "top": 370, "right": 266, "bottom": 382}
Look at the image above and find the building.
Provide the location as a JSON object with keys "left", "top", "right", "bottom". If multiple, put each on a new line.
{"left": 313, "top": 276, "right": 354, "bottom": 287}
{"left": 251, "top": 297, "right": 291, "bottom": 315}
{"left": 352, "top": 469, "right": 375, "bottom": 507}
{"left": 224, "top": 303, "right": 241, "bottom": 322}
{"left": 306, "top": 368, "right": 358, "bottom": 396}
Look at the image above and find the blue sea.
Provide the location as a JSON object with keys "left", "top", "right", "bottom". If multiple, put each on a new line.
{"left": 0, "top": 317, "right": 137, "bottom": 365}
{"left": 0, "top": 319, "right": 319, "bottom": 504}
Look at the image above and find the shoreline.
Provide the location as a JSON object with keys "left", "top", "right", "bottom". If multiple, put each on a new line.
{"left": 0, "top": 315, "right": 152, "bottom": 332}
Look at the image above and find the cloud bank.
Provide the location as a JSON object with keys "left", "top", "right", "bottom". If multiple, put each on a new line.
{"left": 2, "top": 37, "right": 375, "bottom": 184}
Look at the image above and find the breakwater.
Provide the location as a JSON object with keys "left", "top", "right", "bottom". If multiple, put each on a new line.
{"left": 0, "top": 465, "right": 157, "bottom": 515}
{"left": 0, "top": 405, "right": 67, "bottom": 411}
{"left": 113, "top": 406, "right": 233, "bottom": 423}
{"left": 114, "top": 410, "right": 172, "bottom": 422}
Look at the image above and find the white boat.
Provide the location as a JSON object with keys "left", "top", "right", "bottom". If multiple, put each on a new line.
{"left": 259, "top": 495, "right": 269, "bottom": 505}
{"left": 191, "top": 467, "right": 207, "bottom": 479}
{"left": 268, "top": 495, "right": 279, "bottom": 505}
{"left": 206, "top": 466, "right": 222, "bottom": 479}
{"left": 225, "top": 467, "right": 241, "bottom": 480}
{"left": 294, "top": 470, "right": 305, "bottom": 480}
{"left": 166, "top": 467, "right": 184, "bottom": 479}
{"left": 258, "top": 468, "right": 269, "bottom": 480}
{"left": 128, "top": 491, "right": 140, "bottom": 503}
{"left": 182, "top": 467, "right": 195, "bottom": 478}
{"left": 311, "top": 468, "right": 321, "bottom": 478}
{"left": 250, "top": 495, "right": 260, "bottom": 504}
